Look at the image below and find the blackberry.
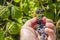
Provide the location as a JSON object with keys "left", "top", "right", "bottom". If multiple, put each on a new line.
{"left": 36, "top": 9, "right": 44, "bottom": 14}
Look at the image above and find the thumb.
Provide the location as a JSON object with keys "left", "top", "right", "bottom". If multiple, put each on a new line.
{"left": 24, "top": 17, "right": 37, "bottom": 28}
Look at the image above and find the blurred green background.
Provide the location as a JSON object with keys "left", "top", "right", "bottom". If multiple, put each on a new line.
{"left": 0, "top": 0, "right": 60, "bottom": 40}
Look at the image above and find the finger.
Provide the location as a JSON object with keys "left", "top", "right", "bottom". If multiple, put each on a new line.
{"left": 45, "top": 28, "right": 55, "bottom": 40}
{"left": 41, "top": 17, "right": 53, "bottom": 23}
{"left": 45, "top": 23, "right": 55, "bottom": 30}
{"left": 46, "top": 19, "right": 53, "bottom": 23}
{"left": 24, "top": 17, "right": 37, "bottom": 28}
{"left": 41, "top": 17, "right": 46, "bottom": 23}
{"left": 45, "top": 28, "right": 54, "bottom": 36}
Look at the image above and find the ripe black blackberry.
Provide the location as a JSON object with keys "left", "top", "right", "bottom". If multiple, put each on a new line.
{"left": 36, "top": 9, "right": 44, "bottom": 14}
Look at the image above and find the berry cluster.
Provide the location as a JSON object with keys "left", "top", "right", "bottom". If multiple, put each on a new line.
{"left": 35, "top": 15, "right": 47, "bottom": 40}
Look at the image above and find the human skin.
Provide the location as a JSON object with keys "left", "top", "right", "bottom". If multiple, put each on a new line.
{"left": 20, "top": 17, "right": 55, "bottom": 40}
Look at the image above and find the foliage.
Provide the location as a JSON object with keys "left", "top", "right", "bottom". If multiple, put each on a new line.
{"left": 0, "top": 0, "right": 60, "bottom": 40}
{"left": 0, "top": 29, "right": 4, "bottom": 40}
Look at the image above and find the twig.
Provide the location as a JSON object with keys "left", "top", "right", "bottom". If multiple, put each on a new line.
{"left": 3, "top": 0, "right": 6, "bottom": 6}
{"left": 10, "top": 0, "right": 13, "bottom": 4}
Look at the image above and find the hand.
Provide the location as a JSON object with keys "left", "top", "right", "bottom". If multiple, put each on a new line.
{"left": 20, "top": 17, "right": 55, "bottom": 40}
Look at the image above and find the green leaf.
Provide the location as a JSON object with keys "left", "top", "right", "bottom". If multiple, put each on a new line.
{"left": 57, "top": 0, "right": 60, "bottom": 2}
{"left": 11, "top": 6, "right": 22, "bottom": 20}
{"left": 0, "top": 29, "right": 4, "bottom": 40}
{"left": 0, "top": 6, "right": 5, "bottom": 11}
{"left": 6, "top": 21, "right": 20, "bottom": 35}
{"left": 14, "top": 0, "right": 20, "bottom": 3}
{"left": 44, "top": 10, "right": 55, "bottom": 21}
{"left": 0, "top": 6, "right": 10, "bottom": 20}
{"left": 5, "top": 36, "right": 14, "bottom": 40}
